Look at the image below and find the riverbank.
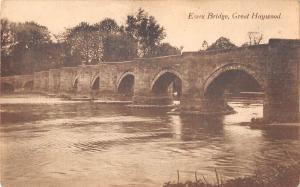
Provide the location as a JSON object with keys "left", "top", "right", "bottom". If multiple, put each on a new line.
{"left": 0, "top": 94, "right": 133, "bottom": 105}
{"left": 251, "top": 122, "right": 300, "bottom": 128}
{"left": 164, "top": 162, "right": 300, "bottom": 187}
{"left": 238, "top": 120, "right": 300, "bottom": 129}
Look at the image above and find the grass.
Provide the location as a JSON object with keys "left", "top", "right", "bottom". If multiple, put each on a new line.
{"left": 163, "top": 162, "right": 300, "bottom": 187}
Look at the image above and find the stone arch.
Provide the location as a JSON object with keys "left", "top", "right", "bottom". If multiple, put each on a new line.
{"left": 151, "top": 69, "right": 183, "bottom": 90}
{"left": 151, "top": 69, "right": 183, "bottom": 97}
{"left": 116, "top": 71, "right": 135, "bottom": 95}
{"left": 91, "top": 76, "right": 100, "bottom": 90}
{"left": 23, "top": 81, "right": 34, "bottom": 91}
{"left": 1, "top": 82, "right": 15, "bottom": 93}
{"left": 72, "top": 76, "right": 80, "bottom": 91}
{"left": 117, "top": 72, "right": 134, "bottom": 90}
{"left": 203, "top": 63, "right": 264, "bottom": 95}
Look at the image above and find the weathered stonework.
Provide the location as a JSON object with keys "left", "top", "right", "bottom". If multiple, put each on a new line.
{"left": 1, "top": 39, "right": 299, "bottom": 122}
{"left": 0, "top": 75, "right": 33, "bottom": 93}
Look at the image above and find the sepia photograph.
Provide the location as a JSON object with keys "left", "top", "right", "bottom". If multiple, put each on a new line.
{"left": 1, "top": 0, "right": 300, "bottom": 186}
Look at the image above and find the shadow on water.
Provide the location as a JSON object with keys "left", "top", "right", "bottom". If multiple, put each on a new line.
{"left": 1, "top": 111, "right": 40, "bottom": 125}
{"left": 174, "top": 115, "right": 224, "bottom": 140}
{"left": 1, "top": 97, "right": 300, "bottom": 187}
{"left": 261, "top": 126, "right": 300, "bottom": 140}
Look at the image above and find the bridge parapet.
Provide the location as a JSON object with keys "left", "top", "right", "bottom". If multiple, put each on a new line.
{"left": 1, "top": 39, "right": 299, "bottom": 122}
{"left": 182, "top": 44, "right": 269, "bottom": 56}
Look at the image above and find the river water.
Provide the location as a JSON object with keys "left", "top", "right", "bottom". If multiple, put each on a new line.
{"left": 0, "top": 96, "right": 299, "bottom": 187}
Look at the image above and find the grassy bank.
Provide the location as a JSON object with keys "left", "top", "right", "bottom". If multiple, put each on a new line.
{"left": 164, "top": 162, "right": 300, "bottom": 187}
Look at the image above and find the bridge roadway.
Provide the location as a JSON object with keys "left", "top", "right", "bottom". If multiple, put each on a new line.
{"left": 1, "top": 39, "right": 300, "bottom": 123}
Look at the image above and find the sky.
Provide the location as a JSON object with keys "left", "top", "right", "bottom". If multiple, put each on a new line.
{"left": 1, "top": 0, "right": 299, "bottom": 51}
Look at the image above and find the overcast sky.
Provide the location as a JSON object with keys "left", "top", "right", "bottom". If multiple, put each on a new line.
{"left": 1, "top": 0, "right": 299, "bottom": 51}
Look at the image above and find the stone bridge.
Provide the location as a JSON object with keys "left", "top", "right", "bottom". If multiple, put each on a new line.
{"left": 1, "top": 39, "right": 300, "bottom": 123}
{"left": 1, "top": 75, "right": 34, "bottom": 93}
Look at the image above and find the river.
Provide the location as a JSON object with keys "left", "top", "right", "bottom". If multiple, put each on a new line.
{"left": 0, "top": 96, "right": 299, "bottom": 187}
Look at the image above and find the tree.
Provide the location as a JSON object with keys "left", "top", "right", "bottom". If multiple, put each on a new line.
{"left": 241, "top": 42, "right": 250, "bottom": 47}
{"left": 248, "top": 32, "right": 263, "bottom": 45}
{"left": 94, "top": 19, "right": 137, "bottom": 61}
{"left": 14, "top": 22, "right": 53, "bottom": 74}
{"left": 94, "top": 18, "right": 120, "bottom": 34}
{"left": 207, "top": 37, "right": 237, "bottom": 51}
{"left": 1, "top": 18, "right": 14, "bottom": 76}
{"left": 125, "top": 8, "right": 166, "bottom": 57}
{"left": 1, "top": 19, "right": 52, "bottom": 58}
{"left": 102, "top": 33, "right": 137, "bottom": 61}
{"left": 32, "top": 42, "right": 66, "bottom": 71}
{"left": 63, "top": 22, "right": 104, "bottom": 65}
{"left": 1, "top": 18, "right": 15, "bottom": 56}
{"left": 1, "top": 20, "right": 53, "bottom": 76}
{"left": 202, "top": 40, "right": 208, "bottom": 50}
{"left": 14, "top": 21, "right": 51, "bottom": 48}
{"left": 153, "top": 43, "right": 181, "bottom": 56}
{"left": 199, "top": 40, "right": 208, "bottom": 51}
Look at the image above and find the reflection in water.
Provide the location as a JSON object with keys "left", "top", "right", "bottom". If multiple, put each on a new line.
{"left": 221, "top": 125, "right": 264, "bottom": 177}
{"left": 169, "top": 115, "right": 182, "bottom": 139}
{"left": 0, "top": 98, "right": 299, "bottom": 187}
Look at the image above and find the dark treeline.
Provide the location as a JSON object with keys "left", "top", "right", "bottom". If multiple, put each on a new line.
{"left": 1, "top": 8, "right": 181, "bottom": 76}
{"left": 200, "top": 32, "right": 264, "bottom": 51}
